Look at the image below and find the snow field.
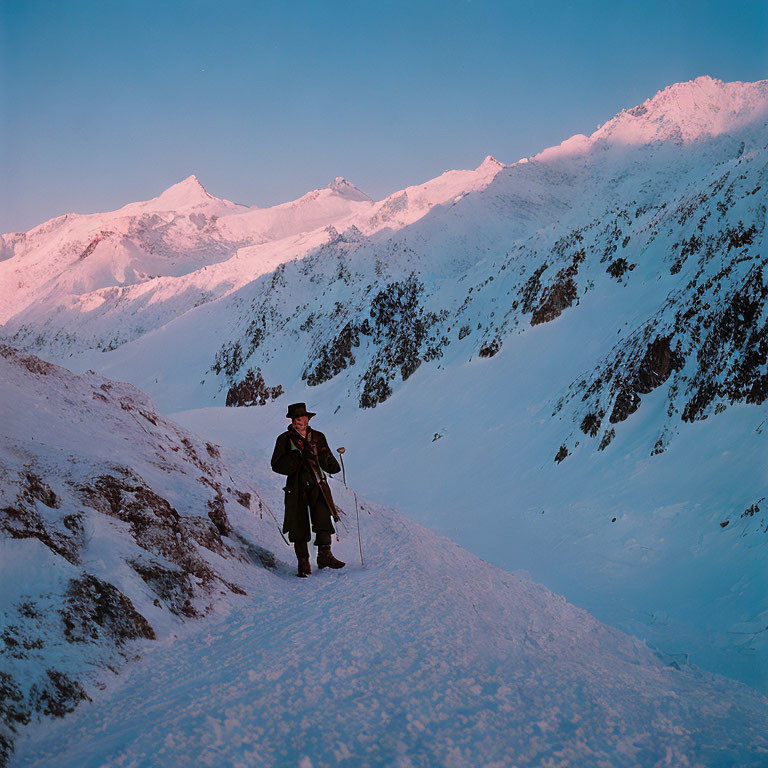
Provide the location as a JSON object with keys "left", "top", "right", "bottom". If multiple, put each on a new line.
{"left": 12, "top": 472, "right": 768, "bottom": 768}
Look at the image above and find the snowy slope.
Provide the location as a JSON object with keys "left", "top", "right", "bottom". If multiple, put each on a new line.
{"left": 3, "top": 352, "right": 768, "bottom": 767}
{"left": 13, "top": 509, "right": 768, "bottom": 767}
{"left": 0, "top": 345, "right": 290, "bottom": 765}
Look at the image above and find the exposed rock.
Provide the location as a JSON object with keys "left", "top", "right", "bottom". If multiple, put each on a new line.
{"left": 607, "top": 336, "right": 682, "bottom": 423}
{"left": 1, "top": 470, "right": 82, "bottom": 565}
{"left": 0, "top": 352, "right": 282, "bottom": 765}
{"left": 180, "top": 516, "right": 226, "bottom": 555}
{"left": 606, "top": 258, "right": 636, "bottom": 280}
{"left": 225, "top": 368, "right": 283, "bottom": 407}
{"left": 531, "top": 276, "right": 577, "bottom": 325}
{"left": 682, "top": 265, "right": 768, "bottom": 421}
{"left": 304, "top": 322, "right": 360, "bottom": 386}
{"left": 77, "top": 470, "right": 216, "bottom": 586}
{"left": 0, "top": 672, "right": 26, "bottom": 765}
{"left": 580, "top": 413, "right": 602, "bottom": 437}
{"left": 478, "top": 339, "right": 502, "bottom": 358}
{"left": 355, "top": 275, "right": 448, "bottom": 407}
{"left": 77, "top": 234, "right": 104, "bottom": 261}
{"left": 61, "top": 574, "right": 155, "bottom": 645}
{"left": 211, "top": 341, "right": 244, "bottom": 379}
{"left": 207, "top": 492, "right": 232, "bottom": 536}
{"left": 598, "top": 428, "right": 615, "bottom": 451}
{"left": 634, "top": 336, "right": 678, "bottom": 394}
{"left": 233, "top": 490, "right": 251, "bottom": 508}
{"left": 520, "top": 263, "right": 548, "bottom": 314}
{"left": 205, "top": 442, "right": 220, "bottom": 458}
{"left": 22, "top": 473, "right": 59, "bottom": 509}
{"left": 128, "top": 559, "right": 201, "bottom": 618}
{"left": 29, "top": 669, "right": 90, "bottom": 719}
{"left": 609, "top": 386, "right": 641, "bottom": 424}
{"left": 531, "top": 247, "right": 585, "bottom": 326}
{"left": 739, "top": 498, "right": 768, "bottom": 536}
{"left": 0, "top": 344, "right": 55, "bottom": 376}
{"left": 360, "top": 368, "right": 393, "bottom": 410}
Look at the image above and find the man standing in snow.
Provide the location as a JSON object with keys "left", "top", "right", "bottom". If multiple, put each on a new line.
{"left": 271, "top": 403, "right": 345, "bottom": 577}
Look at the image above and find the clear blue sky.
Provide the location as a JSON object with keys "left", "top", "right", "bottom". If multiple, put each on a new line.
{"left": 2, "top": 0, "right": 767, "bottom": 233}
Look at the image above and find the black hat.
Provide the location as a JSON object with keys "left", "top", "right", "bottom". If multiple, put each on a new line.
{"left": 286, "top": 402, "right": 316, "bottom": 420}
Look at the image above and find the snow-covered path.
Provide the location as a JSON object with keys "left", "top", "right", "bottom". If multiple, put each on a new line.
{"left": 12, "top": 481, "right": 768, "bottom": 767}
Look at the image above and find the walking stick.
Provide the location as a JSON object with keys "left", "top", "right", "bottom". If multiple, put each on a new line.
{"left": 338, "top": 447, "right": 364, "bottom": 567}
{"left": 337, "top": 447, "right": 347, "bottom": 488}
{"left": 354, "top": 489, "right": 364, "bottom": 567}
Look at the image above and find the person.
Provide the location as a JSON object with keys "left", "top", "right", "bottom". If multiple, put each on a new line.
{"left": 271, "top": 402, "right": 345, "bottom": 577}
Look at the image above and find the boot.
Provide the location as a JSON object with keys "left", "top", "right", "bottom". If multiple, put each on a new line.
{"left": 317, "top": 544, "right": 345, "bottom": 570}
{"left": 294, "top": 541, "right": 311, "bottom": 578}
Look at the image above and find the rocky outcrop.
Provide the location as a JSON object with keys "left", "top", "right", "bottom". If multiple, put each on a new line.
{"left": 531, "top": 275, "right": 578, "bottom": 325}
{"left": 1, "top": 472, "right": 81, "bottom": 565}
{"left": 225, "top": 368, "right": 283, "bottom": 407}
{"left": 303, "top": 322, "right": 361, "bottom": 387}
{"left": 549, "top": 152, "right": 766, "bottom": 457}
{"left": 634, "top": 336, "right": 678, "bottom": 394}
{"left": 681, "top": 264, "right": 768, "bottom": 422}
{"left": 609, "top": 336, "right": 682, "bottom": 424}
{"left": 61, "top": 575, "right": 155, "bottom": 645}
{"left": 0, "top": 349, "right": 281, "bottom": 765}
{"left": 357, "top": 275, "right": 449, "bottom": 408}
{"left": 478, "top": 339, "right": 502, "bottom": 358}
{"left": 530, "top": 240, "right": 586, "bottom": 326}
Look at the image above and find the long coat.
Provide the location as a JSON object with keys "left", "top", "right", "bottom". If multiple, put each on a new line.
{"left": 270, "top": 428, "right": 341, "bottom": 541}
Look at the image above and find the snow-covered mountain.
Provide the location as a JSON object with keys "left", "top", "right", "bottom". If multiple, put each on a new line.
{"left": 0, "top": 176, "right": 243, "bottom": 323}
{"left": 1, "top": 75, "right": 767, "bottom": 704}
{"left": 2, "top": 348, "right": 768, "bottom": 767}
{"left": 0, "top": 156, "right": 506, "bottom": 350}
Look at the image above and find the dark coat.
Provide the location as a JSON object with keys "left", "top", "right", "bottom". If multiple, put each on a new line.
{"left": 271, "top": 427, "right": 341, "bottom": 540}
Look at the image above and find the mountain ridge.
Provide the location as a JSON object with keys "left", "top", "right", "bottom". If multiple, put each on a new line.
{"left": 4, "top": 75, "right": 766, "bottom": 244}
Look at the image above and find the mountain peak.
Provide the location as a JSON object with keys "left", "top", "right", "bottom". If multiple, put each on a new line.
{"left": 478, "top": 155, "right": 504, "bottom": 168}
{"left": 327, "top": 177, "right": 373, "bottom": 202}
{"left": 180, "top": 173, "right": 204, "bottom": 188}
{"left": 478, "top": 155, "right": 504, "bottom": 172}
{"left": 153, "top": 174, "right": 214, "bottom": 208}
{"left": 595, "top": 76, "right": 768, "bottom": 145}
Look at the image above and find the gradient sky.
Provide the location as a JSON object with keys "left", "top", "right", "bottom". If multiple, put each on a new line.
{"left": 2, "top": 0, "right": 767, "bottom": 233}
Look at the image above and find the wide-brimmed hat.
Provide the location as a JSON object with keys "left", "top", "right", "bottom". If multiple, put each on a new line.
{"left": 286, "top": 402, "right": 316, "bottom": 420}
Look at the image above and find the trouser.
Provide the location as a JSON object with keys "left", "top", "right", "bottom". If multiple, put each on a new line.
{"left": 288, "top": 482, "right": 334, "bottom": 546}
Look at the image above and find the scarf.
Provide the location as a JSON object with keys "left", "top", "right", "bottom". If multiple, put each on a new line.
{"left": 288, "top": 426, "right": 324, "bottom": 484}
